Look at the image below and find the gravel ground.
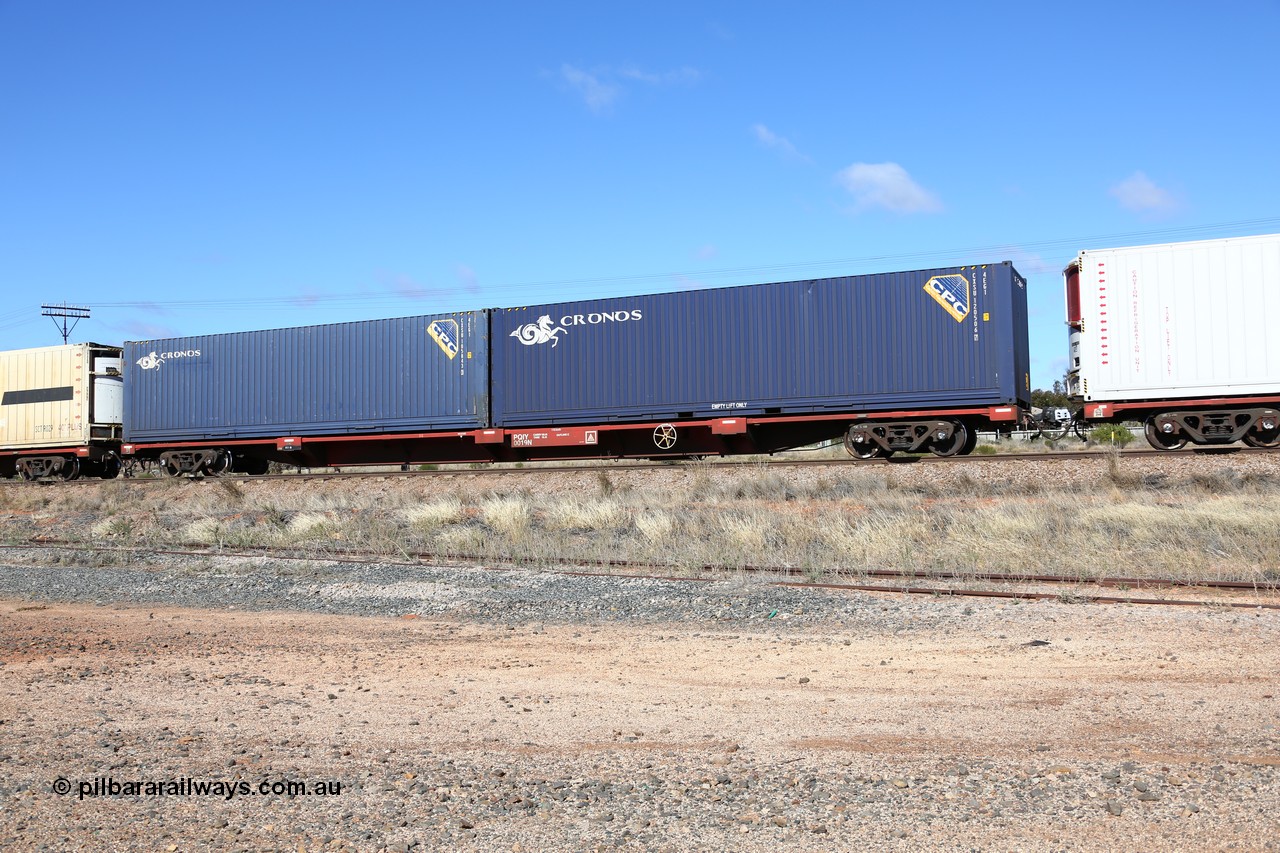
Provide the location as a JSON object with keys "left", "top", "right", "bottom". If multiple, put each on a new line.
{"left": 0, "top": 547, "right": 955, "bottom": 625}
{"left": 1, "top": 550, "right": 1279, "bottom": 851}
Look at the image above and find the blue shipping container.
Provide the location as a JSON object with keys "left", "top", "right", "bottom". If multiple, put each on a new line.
{"left": 491, "top": 264, "right": 1030, "bottom": 427}
{"left": 124, "top": 313, "right": 489, "bottom": 442}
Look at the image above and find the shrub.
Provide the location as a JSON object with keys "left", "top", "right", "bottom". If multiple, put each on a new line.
{"left": 1089, "top": 424, "right": 1135, "bottom": 447}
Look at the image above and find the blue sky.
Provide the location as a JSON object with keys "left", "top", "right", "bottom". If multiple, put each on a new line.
{"left": 3, "top": 1, "right": 1278, "bottom": 389}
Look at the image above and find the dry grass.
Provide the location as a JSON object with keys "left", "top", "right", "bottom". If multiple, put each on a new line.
{"left": 634, "top": 511, "right": 675, "bottom": 542}
{"left": 401, "top": 498, "right": 467, "bottom": 531}
{"left": 544, "top": 498, "right": 627, "bottom": 532}
{"left": 3, "top": 458, "right": 1278, "bottom": 584}
{"left": 480, "top": 496, "right": 531, "bottom": 537}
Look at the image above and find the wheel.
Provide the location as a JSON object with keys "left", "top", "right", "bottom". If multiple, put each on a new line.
{"left": 1144, "top": 419, "right": 1187, "bottom": 451}
{"left": 960, "top": 425, "right": 979, "bottom": 455}
{"left": 162, "top": 459, "right": 184, "bottom": 477}
{"left": 206, "top": 450, "right": 233, "bottom": 475}
{"left": 930, "top": 421, "right": 968, "bottom": 457}
{"left": 59, "top": 457, "right": 81, "bottom": 481}
{"left": 843, "top": 428, "right": 887, "bottom": 460}
{"left": 653, "top": 423, "right": 677, "bottom": 450}
{"left": 18, "top": 465, "right": 36, "bottom": 482}
{"left": 847, "top": 442, "right": 885, "bottom": 460}
{"left": 98, "top": 456, "right": 121, "bottom": 480}
{"left": 1243, "top": 430, "right": 1280, "bottom": 448}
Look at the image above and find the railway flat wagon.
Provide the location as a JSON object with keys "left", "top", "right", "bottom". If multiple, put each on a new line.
{"left": 1066, "top": 233, "right": 1280, "bottom": 449}
{"left": 121, "top": 313, "right": 490, "bottom": 474}
{"left": 0, "top": 343, "right": 124, "bottom": 479}
{"left": 490, "top": 263, "right": 1031, "bottom": 459}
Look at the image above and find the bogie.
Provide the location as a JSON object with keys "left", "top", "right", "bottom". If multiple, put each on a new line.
{"left": 1137, "top": 408, "right": 1280, "bottom": 451}
{"left": 844, "top": 419, "right": 976, "bottom": 460}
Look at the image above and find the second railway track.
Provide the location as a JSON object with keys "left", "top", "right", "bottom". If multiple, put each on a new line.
{"left": 4, "top": 541, "right": 1277, "bottom": 611}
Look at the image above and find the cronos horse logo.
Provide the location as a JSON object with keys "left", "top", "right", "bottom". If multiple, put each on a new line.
{"left": 509, "top": 315, "right": 567, "bottom": 348}
{"left": 136, "top": 349, "right": 201, "bottom": 370}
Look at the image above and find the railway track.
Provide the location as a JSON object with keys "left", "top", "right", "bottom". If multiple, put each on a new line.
{"left": 4, "top": 541, "right": 1277, "bottom": 611}
{"left": 0, "top": 445, "right": 1271, "bottom": 487}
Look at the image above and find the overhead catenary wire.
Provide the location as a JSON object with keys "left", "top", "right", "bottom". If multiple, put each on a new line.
{"left": 13, "top": 215, "right": 1280, "bottom": 318}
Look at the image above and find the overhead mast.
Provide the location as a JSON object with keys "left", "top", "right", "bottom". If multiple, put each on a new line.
{"left": 41, "top": 303, "right": 92, "bottom": 345}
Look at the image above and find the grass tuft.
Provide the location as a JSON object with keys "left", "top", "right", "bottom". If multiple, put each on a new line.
{"left": 480, "top": 496, "right": 531, "bottom": 538}
{"left": 402, "top": 498, "right": 466, "bottom": 530}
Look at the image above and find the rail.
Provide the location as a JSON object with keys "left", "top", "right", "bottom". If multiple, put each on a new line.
{"left": 3, "top": 541, "right": 1276, "bottom": 610}
{"left": 0, "top": 445, "right": 1270, "bottom": 488}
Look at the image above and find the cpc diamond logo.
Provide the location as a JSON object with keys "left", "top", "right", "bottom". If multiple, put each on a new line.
{"left": 428, "top": 319, "right": 461, "bottom": 360}
{"left": 923, "top": 274, "right": 971, "bottom": 323}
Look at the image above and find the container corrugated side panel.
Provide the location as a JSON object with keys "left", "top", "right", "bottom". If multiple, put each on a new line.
{"left": 1076, "top": 234, "right": 1280, "bottom": 401}
{"left": 1008, "top": 267, "right": 1032, "bottom": 409}
{"left": 492, "top": 265, "right": 1020, "bottom": 426}
{"left": 0, "top": 344, "right": 94, "bottom": 449}
{"left": 124, "top": 313, "right": 488, "bottom": 442}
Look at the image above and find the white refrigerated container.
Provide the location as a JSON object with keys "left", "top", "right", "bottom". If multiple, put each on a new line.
{"left": 0, "top": 343, "right": 123, "bottom": 450}
{"left": 1065, "top": 233, "right": 1280, "bottom": 402}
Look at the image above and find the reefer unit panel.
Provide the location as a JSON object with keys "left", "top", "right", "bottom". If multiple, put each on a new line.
{"left": 1068, "top": 233, "right": 1280, "bottom": 402}
{"left": 491, "top": 264, "right": 1029, "bottom": 427}
{"left": 123, "top": 313, "right": 488, "bottom": 442}
{"left": 0, "top": 343, "right": 122, "bottom": 450}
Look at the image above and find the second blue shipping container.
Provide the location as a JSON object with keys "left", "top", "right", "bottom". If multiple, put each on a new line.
{"left": 491, "top": 264, "right": 1030, "bottom": 426}
{"left": 124, "top": 313, "right": 489, "bottom": 442}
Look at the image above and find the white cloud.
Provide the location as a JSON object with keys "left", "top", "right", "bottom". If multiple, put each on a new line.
{"left": 1109, "top": 171, "right": 1180, "bottom": 215}
{"left": 557, "top": 63, "right": 699, "bottom": 112}
{"left": 619, "top": 65, "right": 701, "bottom": 85}
{"left": 752, "top": 124, "right": 806, "bottom": 162}
{"left": 118, "top": 319, "right": 180, "bottom": 339}
{"left": 393, "top": 275, "right": 422, "bottom": 299}
{"left": 456, "top": 264, "right": 480, "bottom": 293}
{"left": 673, "top": 273, "right": 711, "bottom": 290}
{"left": 560, "top": 64, "right": 619, "bottom": 113}
{"left": 1002, "top": 248, "right": 1055, "bottom": 276}
{"left": 376, "top": 271, "right": 448, "bottom": 301}
{"left": 835, "top": 162, "right": 942, "bottom": 214}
